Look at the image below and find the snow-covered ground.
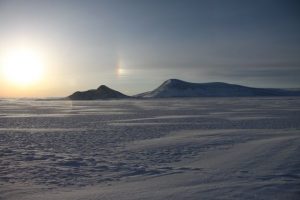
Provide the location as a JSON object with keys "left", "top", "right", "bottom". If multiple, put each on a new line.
{"left": 0, "top": 97, "right": 299, "bottom": 200}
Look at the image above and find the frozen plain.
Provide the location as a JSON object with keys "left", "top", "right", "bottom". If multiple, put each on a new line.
{"left": 0, "top": 97, "right": 299, "bottom": 200}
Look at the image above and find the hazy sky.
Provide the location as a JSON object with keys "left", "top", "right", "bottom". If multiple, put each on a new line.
{"left": 0, "top": 0, "right": 300, "bottom": 97}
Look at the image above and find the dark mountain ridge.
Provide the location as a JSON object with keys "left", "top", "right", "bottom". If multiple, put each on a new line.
{"left": 135, "top": 79, "right": 300, "bottom": 98}
{"left": 67, "top": 79, "right": 300, "bottom": 100}
{"left": 68, "top": 85, "right": 129, "bottom": 100}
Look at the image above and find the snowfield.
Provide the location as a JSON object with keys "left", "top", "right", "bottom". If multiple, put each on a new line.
{"left": 0, "top": 97, "right": 299, "bottom": 200}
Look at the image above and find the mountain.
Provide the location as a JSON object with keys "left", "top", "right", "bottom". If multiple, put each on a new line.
{"left": 68, "top": 85, "right": 129, "bottom": 100}
{"left": 135, "top": 79, "right": 300, "bottom": 98}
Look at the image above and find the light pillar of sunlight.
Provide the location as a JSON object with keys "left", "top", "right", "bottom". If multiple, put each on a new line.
{"left": 116, "top": 59, "right": 128, "bottom": 78}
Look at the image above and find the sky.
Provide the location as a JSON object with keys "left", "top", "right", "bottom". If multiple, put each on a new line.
{"left": 0, "top": 0, "right": 300, "bottom": 97}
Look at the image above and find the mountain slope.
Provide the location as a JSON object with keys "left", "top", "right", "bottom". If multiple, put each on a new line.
{"left": 135, "top": 79, "right": 300, "bottom": 98}
{"left": 68, "top": 85, "right": 129, "bottom": 100}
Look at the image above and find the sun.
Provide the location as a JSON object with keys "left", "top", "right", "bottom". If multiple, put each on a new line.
{"left": 1, "top": 48, "right": 44, "bottom": 86}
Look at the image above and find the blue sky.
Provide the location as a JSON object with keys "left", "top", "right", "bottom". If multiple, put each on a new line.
{"left": 0, "top": 0, "right": 299, "bottom": 97}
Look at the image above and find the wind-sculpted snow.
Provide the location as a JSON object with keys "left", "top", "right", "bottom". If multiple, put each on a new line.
{"left": 0, "top": 97, "right": 300, "bottom": 200}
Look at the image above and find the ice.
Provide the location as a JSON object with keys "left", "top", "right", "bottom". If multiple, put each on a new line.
{"left": 0, "top": 97, "right": 299, "bottom": 199}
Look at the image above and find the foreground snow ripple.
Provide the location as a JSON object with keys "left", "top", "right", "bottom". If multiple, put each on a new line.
{"left": 0, "top": 97, "right": 299, "bottom": 200}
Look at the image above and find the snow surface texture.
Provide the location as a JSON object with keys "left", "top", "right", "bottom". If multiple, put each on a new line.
{"left": 0, "top": 97, "right": 299, "bottom": 200}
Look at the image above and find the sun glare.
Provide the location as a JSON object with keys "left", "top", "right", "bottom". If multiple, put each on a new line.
{"left": 118, "top": 68, "right": 126, "bottom": 76}
{"left": 116, "top": 59, "right": 129, "bottom": 78}
{"left": 1, "top": 48, "right": 44, "bottom": 86}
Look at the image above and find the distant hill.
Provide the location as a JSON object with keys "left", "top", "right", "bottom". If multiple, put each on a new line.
{"left": 68, "top": 85, "right": 129, "bottom": 100}
{"left": 135, "top": 79, "right": 300, "bottom": 98}
{"left": 67, "top": 79, "right": 300, "bottom": 100}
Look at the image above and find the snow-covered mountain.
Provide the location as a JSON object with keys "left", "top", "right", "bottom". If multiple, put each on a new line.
{"left": 135, "top": 79, "right": 300, "bottom": 98}
{"left": 68, "top": 85, "right": 129, "bottom": 100}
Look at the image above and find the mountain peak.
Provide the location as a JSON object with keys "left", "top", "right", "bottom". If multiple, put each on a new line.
{"left": 158, "top": 79, "right": 194, "bottom": 90}
{"left": 97, "top": 85, "right": 110, "bottom": 91}
{"left": 163, "top": 79, "right": 186, "bottom": 85}
{"left": 68, "top": 85, "right": 129, "bottom": 100}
